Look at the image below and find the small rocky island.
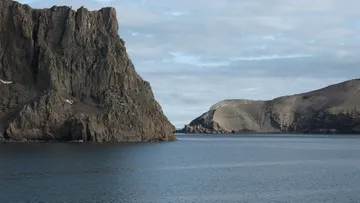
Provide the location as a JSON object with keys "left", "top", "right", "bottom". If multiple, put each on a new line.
{"left": 181, "top": 79, "right": 360, "bottom": 134}
{"left": 0, "top": 0, "right": 175, "bottom": 142}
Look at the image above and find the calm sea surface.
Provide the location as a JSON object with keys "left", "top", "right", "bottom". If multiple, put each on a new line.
{"left": 1, "top": 134, "right": 360, "bottom": 203}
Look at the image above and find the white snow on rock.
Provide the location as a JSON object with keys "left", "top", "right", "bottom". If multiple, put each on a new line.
{"left": 0, "top": 79, "right": 12, "bottom": 84}
{"left": 65, "top": 99, "right": 74, "bottom": 105}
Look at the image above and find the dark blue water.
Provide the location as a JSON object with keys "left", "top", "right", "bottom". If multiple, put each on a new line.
{"left": 1, "top": 134, "right": 360, "bottom": 203}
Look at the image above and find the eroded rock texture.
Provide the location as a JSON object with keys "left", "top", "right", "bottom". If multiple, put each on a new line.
{"left": 0, "top": 0, "right": 175, "bottom": 142}
{"left": 182, "top": 79, "right": 360, "bottom": 134}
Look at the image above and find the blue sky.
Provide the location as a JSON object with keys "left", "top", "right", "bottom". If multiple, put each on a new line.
{"left": 18, "top": 0, "right": 360, "bottom": 127}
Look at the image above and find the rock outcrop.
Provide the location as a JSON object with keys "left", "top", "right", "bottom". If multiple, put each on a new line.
{"left": 0, "top": 0, "right": 175, "bottom": 142}
{"left": 181, "top": 79, "right": 360, "bottom": 134}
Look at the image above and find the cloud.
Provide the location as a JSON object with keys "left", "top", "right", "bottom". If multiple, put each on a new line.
{"left": 262, "top": 35, "right": 276, "bottom": 41}
{"left": 95, "top": 0, "right": 113, "bottom": 3}
{"left": 231, "top": 54, "right": 313, "bottom": 61}
{"left": 18, "top": 0, "right": 360, "bottom": 127}
{"left": 164, "top": 52, "right": 231, "bottom": 67}
{"left": 161, "top": 52, "right": 313, "bottom": 68}
{"left": 164, "top": 11, "right": 188, "bottom": 16}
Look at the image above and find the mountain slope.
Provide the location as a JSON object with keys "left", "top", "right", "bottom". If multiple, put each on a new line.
{"left": 0, "top": 0, "right": 175, "bottom": 142}
{"left": 181, "top": 79, "right": 360, "bottom": 134}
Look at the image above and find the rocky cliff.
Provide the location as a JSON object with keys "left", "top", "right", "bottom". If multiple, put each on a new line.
{"left": 0, "top": 0, "right": 175, "bottom": 142}
{"left": 181, "top": 79, "right": 360, "bottom": 134}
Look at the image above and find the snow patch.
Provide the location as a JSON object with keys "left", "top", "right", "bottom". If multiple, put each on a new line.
{"left": 65, "top": 99, "right": 74, "bottom": 105}
{"left": 0, "top": 79, "right": 12, "bottom": 84}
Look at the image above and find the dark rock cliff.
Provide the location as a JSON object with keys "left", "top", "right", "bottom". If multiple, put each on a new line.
{"left": 181, "top": 79, "right": 360, "bottom": 134}
{"left": 0, "top": 0, "right": 175, "bottom": 142}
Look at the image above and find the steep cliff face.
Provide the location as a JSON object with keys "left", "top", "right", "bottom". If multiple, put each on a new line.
{"left": 182, "top": 79, "right": 360, "bottom": 134}
{"left": 0, "top": 0, "right": 175, "bottom": 142}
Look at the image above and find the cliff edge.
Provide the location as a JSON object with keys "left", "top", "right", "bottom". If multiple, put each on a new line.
{"left": 181, "top": 79, "right": 360, "bottom": 134}
{"left": 0, "top": 0, "right": 175, "bottom": 142}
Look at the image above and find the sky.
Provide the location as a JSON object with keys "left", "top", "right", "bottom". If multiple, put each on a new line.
{"left": 18, "top": 0, "right": 360, "bottom": 128}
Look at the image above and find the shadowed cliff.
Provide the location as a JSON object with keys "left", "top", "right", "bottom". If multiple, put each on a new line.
{"left": 0, "top": 0, "right": 175, "bottom": 142}
{"left": 181, "top": 79, "right": 360, "bottom": 134}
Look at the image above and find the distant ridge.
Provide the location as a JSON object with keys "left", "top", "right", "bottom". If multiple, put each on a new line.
{"left": 181, "top": 79, "right": 360, "bottom": 134}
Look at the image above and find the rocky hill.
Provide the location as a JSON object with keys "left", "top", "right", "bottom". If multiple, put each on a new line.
{"left": 181, "top": 79, "right": 360, "bottom": 134}
{"left": 0, "top": 0, "right": 175, "bottom": 142}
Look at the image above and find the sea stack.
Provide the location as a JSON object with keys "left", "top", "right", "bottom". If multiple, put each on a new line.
{"left": 0, "top": 0, "right": 175, "bottom": 142}
{"left": 181, "top": 79, "right": 360, "bottom": 134}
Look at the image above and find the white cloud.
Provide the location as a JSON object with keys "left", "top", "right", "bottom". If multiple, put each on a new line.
{"left": 165, "top": 11, "right": 188, "bottom": 16}
{"left": 262, "top": 35, "right": 276, "bottom": 41}
{"left": 231, "top": 54, "right": 313, "bottom": 61}
{"left": 164, "top": 52, "right": 231, "bottom": 67}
